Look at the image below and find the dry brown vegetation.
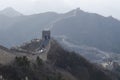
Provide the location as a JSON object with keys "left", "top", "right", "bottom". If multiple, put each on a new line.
{"left": 0, "top": 39, "right": 119, "bottom": 80}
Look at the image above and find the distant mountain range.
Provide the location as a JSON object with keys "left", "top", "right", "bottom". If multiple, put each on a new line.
{"left": 52, "top": 8, "right": 120, "bottom": 53}
{"left": 0, "top": 7, "right": 120, "bottom": 54}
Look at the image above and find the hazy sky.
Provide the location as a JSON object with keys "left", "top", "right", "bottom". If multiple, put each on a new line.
{"left": 0, "top": 0, "right": 120, "bottom": 19}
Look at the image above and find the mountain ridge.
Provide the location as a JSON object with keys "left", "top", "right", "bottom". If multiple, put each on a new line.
{"left": 52, "top": 9, "right": 120, "bottom": 53}
{"left": 0, "top": 8, "right": 120, "bottom": 54}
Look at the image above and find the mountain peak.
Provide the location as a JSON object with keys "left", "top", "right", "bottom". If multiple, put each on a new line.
{"left": 74, "top": 7, "right": 85, "bottom": 15}
{"left": 64, "top": 7, "right": 84, "bottom": 17}
{"left": 76, "top": 7, "right": 81, "bottom": 11}
{"left": 3, "top": 7, "right": 15, "bottom": 11}
{"left": 0, "top": 7, "right": 23, "bottom": 17}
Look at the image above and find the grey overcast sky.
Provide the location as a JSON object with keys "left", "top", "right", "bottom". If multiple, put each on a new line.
{"left": 0, "top": 0, "right": 120, "bottom": 19}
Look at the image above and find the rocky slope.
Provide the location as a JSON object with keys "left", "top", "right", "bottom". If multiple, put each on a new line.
{"left": 47, "top": 40, "right": 118, "bottom": 80}
{"left": 0, "top": 39, "right": 118, "bottom": 80}
{"left": 0, "top": 45, "right": 15, "bottom": 64}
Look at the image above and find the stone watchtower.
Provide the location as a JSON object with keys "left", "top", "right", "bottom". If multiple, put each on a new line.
{"left": 35, "top": 30, "right": 51, "bottom": 52}
{"left": 42, "top": 30, "right": 51, "bottom": 40}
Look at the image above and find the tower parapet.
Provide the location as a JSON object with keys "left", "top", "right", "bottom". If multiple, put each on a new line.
{"left": 42, "top": 30, "right": 51, "bottom": 40}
